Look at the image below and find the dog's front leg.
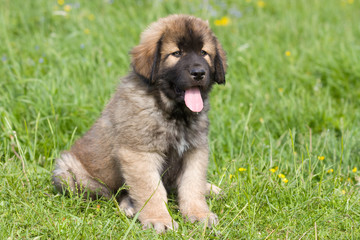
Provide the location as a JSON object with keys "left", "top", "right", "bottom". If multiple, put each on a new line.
{"left": 177, "top": 147, "right": 219, "bottom": 227}
{"left": 118, "top": 148, "right": 178, "bottom": 233}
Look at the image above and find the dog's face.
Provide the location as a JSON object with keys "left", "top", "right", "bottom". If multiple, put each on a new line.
{"left": 131, "top": 15, "right": 227, "bottom": 113}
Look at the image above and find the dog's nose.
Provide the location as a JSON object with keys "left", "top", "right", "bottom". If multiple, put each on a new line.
{"left": 190, "top": 68, "right": 205, "bottom": 80}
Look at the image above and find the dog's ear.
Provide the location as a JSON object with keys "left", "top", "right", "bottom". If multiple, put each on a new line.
{"left": 214, "top": 40, "right": 227, "bottom": 84}
{"left": 131, "top": 33, "right": 163, "bottom": 84}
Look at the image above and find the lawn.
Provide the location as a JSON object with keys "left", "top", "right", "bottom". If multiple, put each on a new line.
{"left": 1, "top": 0, "right": 360, "bottom": 239}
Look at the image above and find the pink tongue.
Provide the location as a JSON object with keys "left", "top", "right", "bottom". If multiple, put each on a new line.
{"left": 184, "top": 87, "right": 203, "bottom": 112}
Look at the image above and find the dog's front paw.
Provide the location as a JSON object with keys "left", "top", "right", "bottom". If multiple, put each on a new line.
{"left": 187, "top": 212, "right": 219, "bottom": 227}
{"left": 141, "top": 218, "right": 179, "bottom": 233}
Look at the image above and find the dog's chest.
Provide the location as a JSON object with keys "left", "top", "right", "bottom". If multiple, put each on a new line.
{"left": 161, "top": 123, "right": 191, "bottom": 189}
{"left": 158, "top": 113, "right": 206, "bottom": 157}
{"left": 155, "top": 114, "right": 207, "bottom": 189}
{"left": 164, "top": 121, "right": 191, "bottom": 156}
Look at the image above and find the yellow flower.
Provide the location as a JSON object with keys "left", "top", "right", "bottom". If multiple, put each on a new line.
{"left": 270, "top": 168, "right": 276, "bottom": 173}
{"left": 318, "top": 156, "right": 325, "bottom": 161}
{"left": 259, "top": 117, "right": 264, "bottom": 124}
{"left": 327, "top": 169, "right": 334, "bottom": 173}
{"left": 64, "top": 4, "right": 71, "bottom": 12}
{"left": 57, "top": 0, "right": 64, "bottom": 6}
{"left": 214, "top": 16, "right": 230, "bottom": 26}
{"left": 84, "top": 28, "right": 90, "bottom": 34}
{"left": 341, "top": 190, "right": 346, "bottom": 195}
{"left": 229, "top": 174, "right": 233, "bottom": 179}
{"left": 352, "top": 167, "right": 357, "bottom": 173}
{"left": 278, "top": 174, "right": 285, "bottom": 179}
{"left": 257, "top": 0, "right": 266, "bottom": 8}
{"left": 88, "top": 14, "right": 95, "bottom": 21}
{"left": 285, "top": 51, "right": 291, "bottom": 57}
{"left": 348, "top": 0, "right": 354, "bottom": 4}
{"left": 282, "top": 178, "right": 288, "bottom": 183}
{"left": 238, "top": 168, "right": 246, "bottom": 172}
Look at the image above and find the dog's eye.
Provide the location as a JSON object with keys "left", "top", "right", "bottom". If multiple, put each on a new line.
{"left": 171, "top": 51, "right": 182, "bottom": 57}
{"left": 201, "top": 50, "right": 208, "bottom": 56}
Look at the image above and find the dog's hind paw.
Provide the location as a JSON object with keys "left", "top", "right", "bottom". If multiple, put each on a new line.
{"left": 206, "top": 182, "right": 222, "bottom": 196}
{"left": 118, "top": 195, "right": 135, "bottom": 217}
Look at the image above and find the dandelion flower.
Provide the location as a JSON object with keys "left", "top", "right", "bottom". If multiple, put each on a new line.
{"left": 88, "top": 14, "right": 95, "bottom": 21}
{"left": 285, "top": 51, "right": 291, "bottom": 57}
{"left": 84, "top": 28, "right": 90, "bottom": 34}
{"left": 57, "top": 0, "right": 64, "bottom": 6}
{"left": 238, "top": 168, "right": 246, "bottom": 172}
{"left": 318, "top": 156, "right": 325, "bottom": 161}
{"left": 64, "top": 4, "right": 71, "bottom": 12}
{"left": 214, "top": 16, "right": 230, "bottom": 26}
{"left": 278, "top": 173, "right": 285, "bottom": 179}
{"left": 257, "top": 0, "right": 266, "bottom": 8}
{"left": 327, "top": 169, "right": 334, "bottom": 173}
{"left": 229, "top": 174, "right": 233, "bottom": 179}
{"left": 282, "top": 178, "right": 288, "bottom": 183}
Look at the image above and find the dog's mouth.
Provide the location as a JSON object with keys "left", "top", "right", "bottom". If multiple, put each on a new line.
{"left": 174, "top": 86, "right": 185, "bottom": 97}
{"left": 174, "top": 86, "right": 203, "bottom": 112}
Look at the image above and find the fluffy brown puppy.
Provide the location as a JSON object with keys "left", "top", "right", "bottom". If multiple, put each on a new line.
{"left": 52, "top": 14, "right": 226, "bottom": 233}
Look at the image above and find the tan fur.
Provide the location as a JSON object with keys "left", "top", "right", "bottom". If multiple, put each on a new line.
{"left": 52, "top": 14, "right": 227, "bottom": 233}
{"left": 131, "top": 14, "right": 226, "bottom": 80}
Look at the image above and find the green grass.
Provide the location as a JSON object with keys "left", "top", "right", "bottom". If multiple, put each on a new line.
{"left": 1, "top": 0, "right": 360, "bottom": 239}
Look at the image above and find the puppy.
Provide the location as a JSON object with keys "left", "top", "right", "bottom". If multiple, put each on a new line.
{"left": 53, "top": 14, "right": 226, "bottom": 233}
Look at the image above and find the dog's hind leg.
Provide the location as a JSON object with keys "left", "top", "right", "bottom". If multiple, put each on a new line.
{"left": 205, "top": 182, "right": 221, "bottom": 196}
{"left": 118, "top": 193, "right": 136, "bottom": 217}
{"left": 52, "top": 153, "right": 112, "bottom": 199}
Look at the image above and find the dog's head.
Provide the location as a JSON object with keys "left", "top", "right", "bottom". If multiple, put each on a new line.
{"left": 131, "top": 15, "right": 227, "bottom": 113}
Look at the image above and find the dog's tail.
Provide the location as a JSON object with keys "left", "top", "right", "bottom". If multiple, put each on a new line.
{"left": 52, "top": 152, "right": 82, "bottom": 195}
{"left": 52, "top": 153, "right": 112, "bottom": 199}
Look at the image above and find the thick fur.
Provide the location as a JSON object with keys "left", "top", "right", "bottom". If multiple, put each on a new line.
{"left": 52, "top": 14, "right": 226, "bottom": 233}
